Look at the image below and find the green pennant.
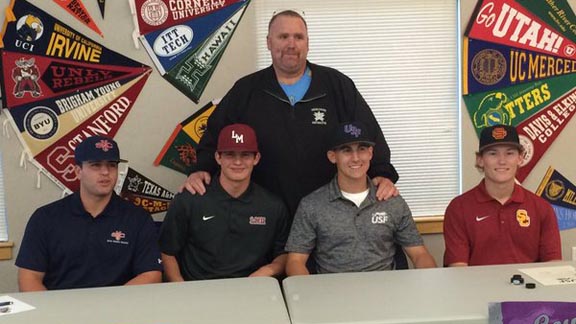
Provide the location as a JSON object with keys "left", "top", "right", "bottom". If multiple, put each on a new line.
{"left": 515, "top": 0, "right": 576, "bottom": 43}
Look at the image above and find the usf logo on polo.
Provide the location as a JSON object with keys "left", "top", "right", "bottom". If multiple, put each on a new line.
{"left": 371, "top": 212, "right": 388, "bottom": 224}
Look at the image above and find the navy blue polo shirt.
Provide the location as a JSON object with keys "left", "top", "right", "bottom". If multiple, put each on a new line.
{"left": 16, "top": 193, "right": 162, "bottom": 290}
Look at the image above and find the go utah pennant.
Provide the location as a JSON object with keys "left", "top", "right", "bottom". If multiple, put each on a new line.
{"left": 465, "top": 0, "right": 576, "bottom": 60}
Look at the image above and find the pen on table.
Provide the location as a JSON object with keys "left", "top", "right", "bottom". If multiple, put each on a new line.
{"left": 0, "top": 301, "right": 13, "bottom": 307}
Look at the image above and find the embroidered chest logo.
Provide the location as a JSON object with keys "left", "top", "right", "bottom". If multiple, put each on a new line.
{"left": 311, "top": 108, "right": 327, "bottom": 125}
{"left": 107, "top": 230, "right": 129, "bottom": 245}
{"left": 371, "top": 212, "right": 388, "bottom": 224}
{"left": 249, "top": 216, "right": 266, "bottom": 225}
{"left": 516, "top": 209, "right": 530, "bottom": 227}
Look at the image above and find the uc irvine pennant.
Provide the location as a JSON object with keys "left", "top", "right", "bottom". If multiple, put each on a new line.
{"left": 1, "top": 0, "right": 143, "bottom": 66}
{"left": 119, "top": 167, "right": 174, "bottom": 214}
{"left": 463, "top": 73, "right": 576, "bottom": 134}
{"left": 131, "top": 0, "right": 245, "bottom": 36}
{"left": 462, "top": 37, "right": 576, "bottom": 95}
{"left": 536, "top": 166, "right": 576, "bottom": 212}
{"left": 52, "top": 0, "right": 104, "bottom": 37}
{"left": 465, "top": 0, "right": 576, "bottom": 60}
{"left": 140, "top": 1, "right": 245, "bottom": 75}
{"left": 163, "top": 2, "right": 249, "bottom": 102}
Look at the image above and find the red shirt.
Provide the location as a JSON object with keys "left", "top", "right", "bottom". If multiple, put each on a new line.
{"left": 443, "top": 180, "right": 561, "bottom": 266}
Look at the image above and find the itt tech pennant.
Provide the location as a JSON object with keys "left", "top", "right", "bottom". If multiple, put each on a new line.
{"left": 0, "top": 0, "right": 151, "bottom": 193}
{"left": 131, "top": 0, "right": 250, "bottom": 103}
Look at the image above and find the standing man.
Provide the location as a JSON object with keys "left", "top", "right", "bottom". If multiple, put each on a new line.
{"left": 16, "top": 136, "right": 162, "bottom": 291}
{"left": 160, "top": 124, "right": 290, "bottom": 281}
{"left": 443, "top": 125, "right": 561, "bottom": 266}
{"left": 185, "top": 10, "right": 398, "bottom": 217}
{"left": 285, "top": 122, "right": 436, "bottom": 275}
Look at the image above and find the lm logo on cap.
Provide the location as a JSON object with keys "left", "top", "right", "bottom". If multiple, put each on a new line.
{"left": 232, "top": 130, "right": 244, "bottom": 143}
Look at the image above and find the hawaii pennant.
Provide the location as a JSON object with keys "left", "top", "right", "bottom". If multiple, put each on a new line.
{"left": 162, "top": 2, "right": 249, "bottom": 102}
{"left": 53, "top": 0, "right": 104, "bottom": 37}
{"left": 155, "top": 100, "right": 216, "bottom": 174}
{"left": 130, "top": 0, "right": 244, "bottom": 37}
{"left": 465, "top": 0, "right": 576, "bottom": 60}
{"left": 119, "top": 167, "right": 174, "bottom": 214}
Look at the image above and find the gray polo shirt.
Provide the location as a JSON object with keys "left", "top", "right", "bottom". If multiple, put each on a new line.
{"left": 285, "top": 176, "right": 423, "bottom": 274}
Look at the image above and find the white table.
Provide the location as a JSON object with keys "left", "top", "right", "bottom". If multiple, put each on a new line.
{"left": 282, "top": 261, "right": 576, "bottom": 324}
{"left": 2, "top": 277, "right": 291, "bottom": 324}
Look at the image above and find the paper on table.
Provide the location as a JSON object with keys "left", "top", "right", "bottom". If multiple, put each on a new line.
{"left": 0, "top": 296, "right": 35, "bottom": 316}
{"left": 519, "top": 265, "right": 576, "bottom": 286}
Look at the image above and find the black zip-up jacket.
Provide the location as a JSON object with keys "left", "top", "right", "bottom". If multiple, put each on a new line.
{"left": 194, "top": 62, "right": 398, "bottom": 217}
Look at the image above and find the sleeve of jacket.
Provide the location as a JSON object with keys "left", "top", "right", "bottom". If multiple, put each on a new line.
{"left": 342, "top": 73, "right": 399, "bottom": 182}
{"left": 192, "top": 81, "right": 246, "bottom": 174}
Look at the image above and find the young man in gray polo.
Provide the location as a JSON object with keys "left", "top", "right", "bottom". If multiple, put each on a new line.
{"left": 285, "top": 121, "right": 436, "bottom": 275}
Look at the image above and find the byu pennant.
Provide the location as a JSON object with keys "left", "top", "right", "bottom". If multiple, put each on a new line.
{"left": 52, "top": 0, "right": 104, "bottom": 37}
{"left": 31, "top": 72, "right": 151, "bottom": 192}
{"left": 465, "top": 0, "right": 576, "bottom": 60}
{"left": 155, "top": 100, "right": 216, "bottom": 174}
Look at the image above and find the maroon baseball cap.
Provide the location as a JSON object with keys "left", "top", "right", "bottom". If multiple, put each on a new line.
{"left": 217, "top": 124, "right": 259, "bottom": 152}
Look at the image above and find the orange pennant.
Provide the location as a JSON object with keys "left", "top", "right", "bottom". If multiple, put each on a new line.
{"left": 53, "top": 0, "right": 103, "bottom": 37}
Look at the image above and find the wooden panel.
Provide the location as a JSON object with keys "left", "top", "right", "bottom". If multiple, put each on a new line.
{"left": 0, "top": 241, "right": 14, "bottom": 260}
{"left": 415, "top": 216, "right": 444, "bottom": 234}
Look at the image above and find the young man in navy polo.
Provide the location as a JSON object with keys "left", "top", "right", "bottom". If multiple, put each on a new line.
{"left": 159, "top": 124, "right": 290, "bottom": 281}
{"left": 443, "top": 124, "right": 561, "bottom": 266}
{"left": 285, "top": 121, "right": 436, "bottom": 275}
{"left": 16, "top": 136, "right": 162, "bottom": 291}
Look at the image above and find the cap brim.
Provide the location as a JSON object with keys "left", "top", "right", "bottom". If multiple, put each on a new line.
{"left": 331, "top": 141, "right": 375, "bottom": 150}
{"left": 479, "top": 142, "right": 523, "bottom": 152}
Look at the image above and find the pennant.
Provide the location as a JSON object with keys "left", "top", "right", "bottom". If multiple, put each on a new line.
{"left": 154, "top": 101, "right": 216, "bottom": 174}
{"left": 551, "top": 204, "right": 576, "bottom": 231}
{"left": 130, "top": 0, "right": 244, "bottom": 36}
{"left": 465, "top": 0, "right": 576, "bottom": 59}
{"left": 462, "top": 37, "right": 576, "bottom": 95}
{"left": 515, "top": 0, "right": 576, "bottom": 43}
{"left": 0, "top": 0, "right": 152, "bottom": 192}
{"left": 1, "top": 0, "right": 142, "bottom": 66}
{"left": 463, "top": 73, "right": 576, "bottom": 134}
{"left": 30, "top": 72, "right": 151, "bottom": 192}
{"left": 0, "top": 51, "right": 148, "bottom": 109}
{"left": 489, "top": 301, "right": 576, "bottom": 324}
{"left": 536, "top": 166, "right": 576, "bottom": 211}
{"left": 119, "top": 167, "right": 174, "bottom": 214}
{"left": 515, "top": 87, "right": 576, "bottom": 182}
{"left": 52, "top": 0, "right": 103, "bottom": 37}
{"left": 140, "top": 1, "right": 245, "bottom": 75}
{"left": 163, "top": 2, "right": 249, "bottom": 102}
{"left": 97, "top": 0, "right": 106, "bottom": 19}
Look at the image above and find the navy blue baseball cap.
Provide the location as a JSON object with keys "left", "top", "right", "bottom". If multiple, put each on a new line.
{"left": 327, "top": 121, "right": 375, "bottom": 151}
{"left": 74, "top": 136, "right": 127, "bottom": 165}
